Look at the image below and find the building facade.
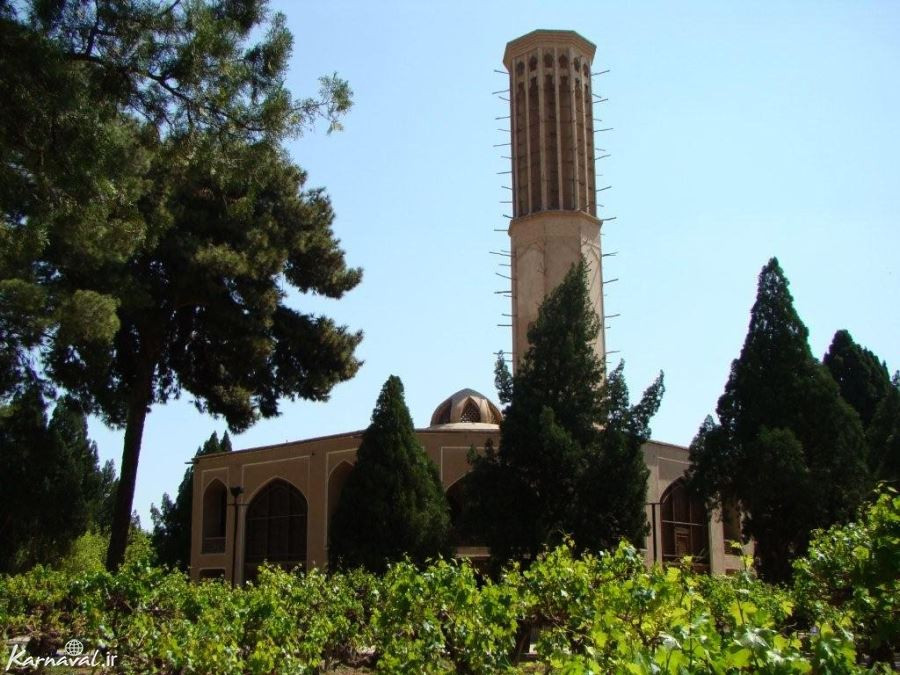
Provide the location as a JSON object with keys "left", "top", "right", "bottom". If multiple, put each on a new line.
{"left": 190, "top": 30, "right": 747, "bottom": 583}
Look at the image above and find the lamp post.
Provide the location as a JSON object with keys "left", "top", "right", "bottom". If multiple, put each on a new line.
{"left": 229, "top": 486, "right": 244, "bottom": 587}
{"left": 647, "top": 501, "right": 661, "bottom": 564}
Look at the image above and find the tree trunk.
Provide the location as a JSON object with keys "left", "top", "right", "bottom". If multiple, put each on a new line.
{"left": 105, "top": 365, "right": 153, "bottom": 572}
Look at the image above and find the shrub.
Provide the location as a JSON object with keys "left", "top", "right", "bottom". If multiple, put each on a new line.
{"left": 372, "top": 558, "right": 518, "bottom": 672}
{"left": 2, "top": 492, "right": 895, "bottom": 673}
{"left": 793, "top": 485, "right": 899, "bottom": 665}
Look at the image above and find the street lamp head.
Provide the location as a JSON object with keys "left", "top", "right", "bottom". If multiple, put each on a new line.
{"left": 230, "top": 485, "right": 244, "bottom": 498}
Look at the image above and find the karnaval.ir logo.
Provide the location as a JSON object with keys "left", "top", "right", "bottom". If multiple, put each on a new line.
{"left": 5, "top": 637, "right": 117, "bottom": 671}
{"left": 63, "top": 639, "right": 83, "bottom": 657}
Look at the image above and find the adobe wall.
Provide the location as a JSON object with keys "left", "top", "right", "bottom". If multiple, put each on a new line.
{"left": 191, "top": 433, "right": 747, "bottom": 582}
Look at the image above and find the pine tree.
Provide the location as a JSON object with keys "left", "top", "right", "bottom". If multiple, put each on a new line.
{"left": 466, "top": 260, "right": 663, "bottom": 564}
{"left": 1, "top": 1, "right": 360, "bottom": 572}
{"left": 151, "top": 432, "right": 232, "bottom": 570}
{"left": 329, "top": 376, "right": 450, "bottom": 572}
{"left": 688, "top": 258, "right": 871, "bottom": 582}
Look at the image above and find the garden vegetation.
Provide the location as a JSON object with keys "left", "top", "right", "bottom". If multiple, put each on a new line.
{"left": 1, "top": 488, "right": 896, "bottom": 673}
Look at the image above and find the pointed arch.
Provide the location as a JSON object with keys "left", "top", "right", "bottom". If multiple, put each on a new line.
{"left": 660, "top": 479, "right": 709, "bottom": 571}
{"left": 327, "top": 460, "right": 354, "bottom": 531}
{"left": 243, "top": 479, "right": 307, "bottom": 581}
{"left": 446, "top": 474, "right": 475, "bottom": 546}
{"left": 460, "top": 399, "right": 481, "bottom": 423}
{"left": 201, "top": 479, "right": 227, "bottom": 553}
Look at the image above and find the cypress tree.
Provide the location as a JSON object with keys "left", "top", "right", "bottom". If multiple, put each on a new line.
{"left": 467, "top": 260, "right": 663, "bottom": 564}
{"left": 824, "top": 330, "right": 892, "bottom": 428}
{"left": 823, "top": 330, "right": 898, "bottom": 484}
{"left": 866, "top": 372, "right": 900, "bottom": 485}
{"left": 0, "top": 386, "right": 108, "bottom": 572}
{"left": 329, "top": 376, "right": 450, "bottom": 572}
{"left": 150, "top": 432, "right": 232, "bottom": 570}
{"left": 48, "top": 398, "right": 118, "bottom": 532}
{"left": 689, "top": 258, "right": 870, "bottom": 582}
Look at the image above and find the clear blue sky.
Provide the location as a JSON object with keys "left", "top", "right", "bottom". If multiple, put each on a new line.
{"left": 88, "top": 1, "right": 900, "bottom": 526}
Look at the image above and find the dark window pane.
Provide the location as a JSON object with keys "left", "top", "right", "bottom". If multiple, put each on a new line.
{"left": 660, "top": 480, "right": 709, "bottom": 568}
{"left": 243, "top": 481, "right": 308, "bottom": 568}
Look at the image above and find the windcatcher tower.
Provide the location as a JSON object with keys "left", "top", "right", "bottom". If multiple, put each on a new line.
{"left": 503, "top": 30, "right": 606, "bottom": 371}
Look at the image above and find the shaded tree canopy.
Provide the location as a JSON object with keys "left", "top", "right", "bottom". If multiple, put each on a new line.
{"left": 465, "top": 260, "right": 664, "bottom": 565}
{"left": 866, "top": 372, "right": 900, "bottom": 486}
{"left": 823, "top": 330, "right": 899, "bottom": 485}
{"left": 329, "top": 376, "right": 450, "bottom": 573}
{"left": 151, "top": 431, "right": 232, "bottom": 570}
{"left": 824, "top": 329, "right": 892, "bottom": 429}
{"left": 0, "top": 0, "right": 352, "bottom": 394}
{"left": 0, "top": 0, "right": 361, "bottom": 570}
{"left": 0, "top": 385, "right": 114, "bottom": 572}
{"left": 688, "top": 258, "right": 870, "bottom": 582}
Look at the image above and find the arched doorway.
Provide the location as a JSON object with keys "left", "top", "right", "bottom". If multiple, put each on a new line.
{"left": 660, "top": 479, "right": 709, "bottom": 571}
{"left": 201, "top": 480, "right": 227, "bottom": 553}
{"left": 243, "top": 480, "right": 307, "bottom": 582}
{"left": 327, "top": 461, "right": 354, "bottom": 551}
{"left": 446, "top": 475, "right": 474, "bottom": 547}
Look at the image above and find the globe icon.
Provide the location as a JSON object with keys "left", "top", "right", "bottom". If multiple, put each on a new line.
{"left": 64, "top": 639, "right": 84, "bottom": 657}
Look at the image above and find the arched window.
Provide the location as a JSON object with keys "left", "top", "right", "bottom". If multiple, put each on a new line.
{"left": 244, "top": 480, "right": 307, "bottom": 581}
{"left": 201, "top": 480, "right": 227, "bottom": 553}
{"left": 660, "top": 479, "right": 709, "bottom": 571}
{"left": 722, "top": 500, "right": 742, "bottom": 550}
{"left": 327, "top": 461, "right": 354, "bottom": 531}
{"left": 446, "top": 476, "right": 475, "bottom": 547}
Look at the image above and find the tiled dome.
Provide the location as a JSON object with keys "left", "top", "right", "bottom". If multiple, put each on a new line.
{"left": 429, "top": 388, "right": 503, "bottom": 428}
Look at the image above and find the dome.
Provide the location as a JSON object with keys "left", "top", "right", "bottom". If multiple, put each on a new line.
{"left": 429, "top": 388, "right": 503, "bottom": 428}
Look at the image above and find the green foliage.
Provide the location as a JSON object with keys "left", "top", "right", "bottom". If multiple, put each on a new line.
{"left": 330, "top": 376, "right": 451, "bottom": 572}
{"left": 866, "top": 372, "right": 900, "bottom": 486}
{"left": 151, "top": 431, "right": 232, "bottom": 570}
{"left": 511, "top": 541, "right": 851, "bottom": 674}
{"left": 5, "top": 512, "right": 894, "bottom": 673}
{"left": 1, "top": 0, "right": 360, "bottom": 572}
{"left": 0, "top": 386, "right": 115, "bottom": 573}
{"left": 689, "top": 258, "right": 871, "bottom": 582}
{"left": 54, "top": 521, "right": 151, "bottom": 576}
{"left": 48, "top": 396, "right": 119, "bottom": 531}
{"left": 55, "top": 530, "right": 108, "bottom": 576}
{"left": 793, "top": 486, "right": 899, "bottom": 665}
{"left": 2, "top": 0, "right": 351, "bottom": 396}
{"left": 373, "top": 559, "right": 519, "bottom": 672}
{"left": 467, "top": 260, "right": 664, "bottom": 564}
{"left": 824, "top": 330, "right": 892, "bottom": 429}
{"left": 824, "top": 331, "right": 899, "bottom": 486}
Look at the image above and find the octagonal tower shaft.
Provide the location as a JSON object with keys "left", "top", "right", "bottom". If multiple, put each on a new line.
{"left": 503, "top": 30, "right": 607, "bottom": 372}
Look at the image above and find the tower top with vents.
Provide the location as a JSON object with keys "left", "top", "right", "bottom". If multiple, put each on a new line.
{"left": 503, "top": 30, "right": 596, "bottom": 71}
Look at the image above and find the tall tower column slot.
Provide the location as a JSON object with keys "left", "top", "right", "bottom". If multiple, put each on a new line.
{"left": 503, "top": 30, "right": 607, "bottom": 371}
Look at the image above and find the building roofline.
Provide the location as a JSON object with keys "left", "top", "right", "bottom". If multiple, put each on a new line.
{"left": 193, "top": 429, "right": 365, "bottom": 461}
{"left": 193, "top": 428, "right": 684, "bottom": 462}
{"left": 193, "top": 425, "right": 500, "bottom": 462}
{"left": 646, "top": 438, "right": 689, "bottom": 452}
